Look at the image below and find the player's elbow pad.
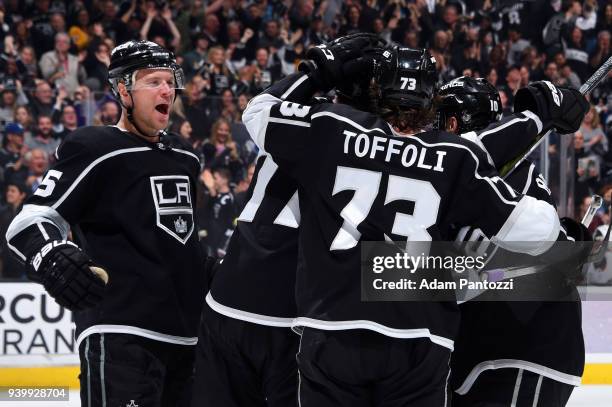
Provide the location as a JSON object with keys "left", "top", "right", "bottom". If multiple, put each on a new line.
{"left": 492, "top": 195, "right": 560, "bottom": 256}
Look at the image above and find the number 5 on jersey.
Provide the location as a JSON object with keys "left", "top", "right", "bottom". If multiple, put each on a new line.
{"left": 34, "top": 170, "right": 63, "bottom": 198}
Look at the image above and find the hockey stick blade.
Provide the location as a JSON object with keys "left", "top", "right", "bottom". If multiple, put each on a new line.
{"left": 501, "top": 55, "right": 612, "bottom": 179}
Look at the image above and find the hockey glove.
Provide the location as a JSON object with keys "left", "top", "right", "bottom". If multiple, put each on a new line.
{"left": 513, "top": 81, "right": 589, "bottom": 134}
{"left": 27, "top": 240, "right": 108, "bottom": 311}
{"left": 299, "top": 33, "right": 387, "bottom": 92}
{"left": 556, "top": 217, "right": 593, "bottom": 282}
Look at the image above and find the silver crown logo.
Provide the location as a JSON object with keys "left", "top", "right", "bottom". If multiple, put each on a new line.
{"left": 174, "top": 216, "right": 188, "bottom": 234}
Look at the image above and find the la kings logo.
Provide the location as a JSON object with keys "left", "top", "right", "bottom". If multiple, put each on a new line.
{"left": 150, "top": 175, "right": 194, "bottom": 244}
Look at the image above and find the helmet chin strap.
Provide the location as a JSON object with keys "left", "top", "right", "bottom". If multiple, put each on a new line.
{"left": 125, "top": 93, "right": 159, "bottom": 140}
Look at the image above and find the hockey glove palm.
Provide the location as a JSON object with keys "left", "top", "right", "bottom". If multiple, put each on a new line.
{"left": 514, "top": 81, "right": 589, "bottom": 134}
{"left": 299, "top": 33, "right": 387, "bottom": 92}
{"left": 27, "top": 241, "right": 108, "bottom": 311}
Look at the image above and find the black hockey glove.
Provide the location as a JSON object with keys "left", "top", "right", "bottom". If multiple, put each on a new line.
{"left": 514, "top": 81, "right": 589, "bottom": 134}
{"left": 27, "top": 241, "right": 108, "bottom": 311}
{"left": 560, "top": 217, "right": 592, "bottom": 242}
{"left": 556, "top": 217, "right": 593, "bottom": 282}
{"left": 298, "top": 33, "right": 387, "bottom": 92}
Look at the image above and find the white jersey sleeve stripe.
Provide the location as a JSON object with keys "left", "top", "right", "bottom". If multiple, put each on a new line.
{"left": 281, "top": 74, "right": 309, "bottom": 99}
{"left": 460, "top": 131, "right": 496, "bottom": 167}
{"left": 478, "top": 116, "right": 531, "bottom": 140}
{"left": 522, "top": 163, "right": 536, "bottom": 195}
{"left": 521, "top": 110, "right": 544, "bottom": 133}
{"left": 7, "top": 204, "right": 70, "bottom": 242}
{"left": 312, "top": 111, "right": 388, "bottom": 135}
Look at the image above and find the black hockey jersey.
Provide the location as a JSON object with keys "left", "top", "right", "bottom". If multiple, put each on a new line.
{"left": 6, "top": 126, "right": 205, "bottom": 348}
{"left": 207, "top": 153, "right": 299, "bottom": 324}
{"left": 208, "top": 74, "right": 316, "bottom": 325}
{"left": 452, "top": 118, "right": 583, "bottom": 393}
{"left": 243, "top": 79, "right": 561, "bottom": 350}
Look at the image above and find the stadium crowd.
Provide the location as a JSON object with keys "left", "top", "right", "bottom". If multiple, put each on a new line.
{"left": 0, "top": 0, "right": 611, "bottom": 281}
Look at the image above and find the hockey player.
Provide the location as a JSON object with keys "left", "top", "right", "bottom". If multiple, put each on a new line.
{"left": 436, "top": 76, "right": 589, "bottom": 406}
{"left": 193, "top": 33, "right": 387, "bottom": 406}
{"left": 243, "top": 43, "right": 567, "bottom": 406}
{"left": 5, "top": 41, "right": 205, "bottom": 406}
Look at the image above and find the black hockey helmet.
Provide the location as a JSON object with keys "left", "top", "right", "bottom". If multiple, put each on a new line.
{"left": 334, "top": 35, "right": 389, "bottom": 111}
{"left": 436, "top": 76, "right": 502, "bottom": 133}
{"left": 376, "top": 47, "right": 438, "bottom": 110}
{"left": 108, "top": 40, "right": 185, "bottom": 100}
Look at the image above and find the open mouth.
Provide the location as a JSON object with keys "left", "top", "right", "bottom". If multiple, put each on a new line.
{"left": 155, "top": 103, "right": 169, "bottom": 115}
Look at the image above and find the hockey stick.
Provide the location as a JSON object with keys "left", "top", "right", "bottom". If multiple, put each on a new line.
{"left": 500, "top": 55, "right": 612, "bottom": 179}
{"left": 581, "top": 194, "right": 603, "bottom": 227}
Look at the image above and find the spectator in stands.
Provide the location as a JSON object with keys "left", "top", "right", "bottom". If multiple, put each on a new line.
{"left": 30, "top": 1, "right": 61, "bottom": 56}
{"left": 0, "top": 123, "right": 27, "bottom": 172}
{"left": 216, "top": 89, "right": 240, "bottom": 123}
{"left": 181, "top": 77, "right": 211, "bottom": 140}
{"left": 519, "top": 66, "right": 530, "bottom": 88}
{"left": 53, "top": 104, "right": 79, "bottom": 141}
{"left": 232, "top": 66, "right": 256, "bottom": 97}
{"left": 507, "top": 25, "right": 531, "bottom": 67}
{"left": 234, "top": 162, "right": 256, "bottom": 197}
{"left": 17, "top": 45, "right": 38, "bottom": 86}
{"left": 578, "top": 105, "right": 607, "bottom": 155}
{"left": 0, "top": 181, "right": 28, "bottom": 278}
{"left": 24, "top": 148, "right": 49, "bottom": 193}
{"left": 560, "top": 63, "right": 582, "bottom": 89}
{"left": 182, "top": 33, "right": 209, "bottom": 80}
{"left": 173, "top": 118, "right": 201, "bottom": 150}
{"left": 565, "top": 26, "right": 590, "bottom": 82}
{"left": 82, "top": 41, "right": 111, "bottom": 92}
{"left": 201, "top": 118, "right": 243, "bottom": 184}
{"left": 96, "top": 100, "right": 120, "bottom": 126}
{"left": 204, "top": 46, "right": 234, "bottom": 96}
{"left": 200, "top": 13, "right": 221, "bottom": 47}
{"left": 27, "top": 115, "right": 59, "bottom": 158}
{"left": 590, "top": 30, "right": 611, "bottom": 70}
{"left": 251, "top": 47, "right": 282, "bottom": 93}
{"left": 543, "top": 61, "right": 561, "bottom": 85}
{"left": 68, "top": 7, "right": 93, "bottom": 51}
{"left": 39, "top": 32, "right": 87, "bottom": 96}
{"left": 486, "top": 68, "right": 499, "bottom": 87}
{"left": 259, "top": 20, "right": 284, "bottom": 50}
{"left": 574, "top": 131, "right": 602, "bottom": 205}
{"left": 503, "top": 66, "right": 521, "bottom": 105}
{"left": 29, "top": 81, "right": 56, "bottom": 120}
{"left": 13, "top": 106, "right": 34, "bottom": 140}
{"left": 200, "top": 166, "right": 237, "bottom": 257}
{"left": 140, "top": 3, "right": 182, "bottom": 51}
{"left": 0, "top": 79, "right": 28, "bottom": 125}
